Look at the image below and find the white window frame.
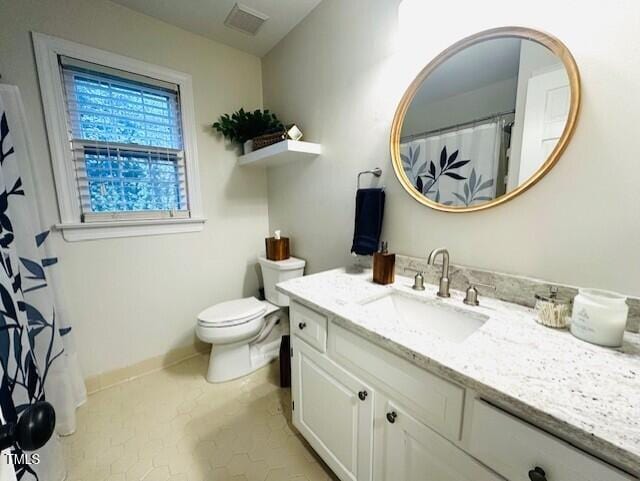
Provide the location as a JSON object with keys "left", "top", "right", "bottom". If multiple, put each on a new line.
{"left": 33, "top": 32, "right": 205, "bottom": 241}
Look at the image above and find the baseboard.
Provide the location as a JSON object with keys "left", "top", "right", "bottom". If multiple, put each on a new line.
{"left": 85, "top": 341, "right": 209, "bottom": 394}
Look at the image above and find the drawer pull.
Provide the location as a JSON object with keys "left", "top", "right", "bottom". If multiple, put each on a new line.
{"left": 386, "top": 411, "right": 397, "bottom": 424}
{"left": 358, "top": 390, "right": 368, "bottom": 401}
{"left": 528, "top": 467, "right": 547, "bottom": 481}
{"left": 298, "top": 322, "right": 306, "bottom": 330}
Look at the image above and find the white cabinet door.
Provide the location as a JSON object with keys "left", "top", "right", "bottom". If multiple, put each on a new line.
{"left": 292, "top": 338, "right": 374, "bottom": 481}
{"left": 373, "top": 396, "right": 504, "bottom": 481}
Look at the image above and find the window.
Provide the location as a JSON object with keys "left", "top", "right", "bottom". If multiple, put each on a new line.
{"left": 62, "top": 57, "right": 188, "bottom": 219}
{"left": 34, "top": 33, "right": 204, "bottom": 241}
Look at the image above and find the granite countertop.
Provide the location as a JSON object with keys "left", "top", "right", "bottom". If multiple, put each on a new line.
{"left": 277, "top": 267, "right": 640, "bottom": 476}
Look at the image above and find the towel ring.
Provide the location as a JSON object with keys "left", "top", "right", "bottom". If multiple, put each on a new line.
{"left": 357, "top": 168, "right": 382, "bottom": 190}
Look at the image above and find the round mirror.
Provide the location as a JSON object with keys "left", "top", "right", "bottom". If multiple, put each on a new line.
{"left": 391, "top": 27, "right": 580, "bottom": 212}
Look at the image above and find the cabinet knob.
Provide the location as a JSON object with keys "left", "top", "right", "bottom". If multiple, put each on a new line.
{"left": 358, "top": 390, "right": 368, "bottom": 401}
{"left": 528, "top": 467, "right": 547, "bottom": 481}
{"left": 298, "top": 322, "right": 306, "bottom": 330}
{"left": 386, "top": 411, "right": 397, "bottom": 424}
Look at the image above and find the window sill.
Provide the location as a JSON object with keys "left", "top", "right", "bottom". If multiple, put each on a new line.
{"left": 55, "top": 217, "right": 207, "bottom": 242}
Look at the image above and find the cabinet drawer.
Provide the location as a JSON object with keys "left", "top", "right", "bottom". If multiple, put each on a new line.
{"left": 328, "top": 322, "right": 464, "bottom": 442}
{"left": 468, "top": 400, "right": 634, "bottom": 481}
{"left": 291, "top": 301, "right": 328, "bottom": 353}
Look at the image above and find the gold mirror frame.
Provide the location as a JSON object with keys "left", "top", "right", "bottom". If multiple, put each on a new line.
{"left": 390, "top": 27, "right": 581, "bottom": 213}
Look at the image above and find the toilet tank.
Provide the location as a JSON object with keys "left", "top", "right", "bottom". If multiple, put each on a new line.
{"left": 258, "top": 256, "right": 305, "bottom": 307}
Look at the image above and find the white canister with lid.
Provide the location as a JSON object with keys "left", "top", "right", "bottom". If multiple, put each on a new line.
{"left": 570, "top": 288, "right": 629, "bottom": 347}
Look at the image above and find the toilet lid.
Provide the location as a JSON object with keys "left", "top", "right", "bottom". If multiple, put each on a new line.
{"left": 198, "top": 297, "right": 267, "bottom": 327}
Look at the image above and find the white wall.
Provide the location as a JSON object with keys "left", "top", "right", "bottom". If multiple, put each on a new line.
{"left": 262, "top": 0, "right": 640, "bottom": 297}
{"left": 0, "top": 0, "right": 269, "bottom": 377}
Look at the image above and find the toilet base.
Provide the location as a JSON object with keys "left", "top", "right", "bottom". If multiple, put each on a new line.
{"left": 205, "top": 317, "right": 286, "bottom": 383}
{"left": 205, "top": 342, "right": 246, "bottom": 382}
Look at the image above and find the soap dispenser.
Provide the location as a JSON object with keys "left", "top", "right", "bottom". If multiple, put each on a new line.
{"left": 373, "top": 241, "right": 395, "bottom": 285}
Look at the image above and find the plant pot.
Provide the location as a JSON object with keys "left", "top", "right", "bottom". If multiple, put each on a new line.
{"left": 243, "top": 139, "right": 254, "bottom": 154}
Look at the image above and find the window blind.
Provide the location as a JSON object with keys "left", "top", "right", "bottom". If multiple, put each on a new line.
{"left": 59, "top": 56, "right": 189, "bottom": 221}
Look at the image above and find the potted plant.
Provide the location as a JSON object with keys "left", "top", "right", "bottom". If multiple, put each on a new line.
{"left": 212, "top": 108, "right": 284, "bottom": 154}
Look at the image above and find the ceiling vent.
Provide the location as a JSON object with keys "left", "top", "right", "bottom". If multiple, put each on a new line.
{"left": 224, "top": 3, "right": 269, "bottom": 36}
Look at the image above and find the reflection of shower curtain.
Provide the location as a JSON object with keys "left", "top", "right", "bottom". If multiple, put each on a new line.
{"left": 400, "top": 122, "right": 502, "bottom": 206}
{"left": 0, "top": 86, "right": 86, "bottom": 481}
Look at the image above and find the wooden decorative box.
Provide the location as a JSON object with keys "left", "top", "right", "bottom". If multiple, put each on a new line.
{"left": 265, "top": 237, "right": 290, "bottom": 261}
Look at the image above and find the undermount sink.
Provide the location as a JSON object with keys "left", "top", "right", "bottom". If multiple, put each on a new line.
{"left": 362, "top": 291, "right": 488, "bottom": 343}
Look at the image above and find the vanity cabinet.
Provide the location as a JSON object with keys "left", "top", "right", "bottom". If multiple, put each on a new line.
{"left": 291, "top": 300, "right": 328, "bottom": 353}
{"left": 328, "top": 321, "right": 464, "bottom": 443}
{"left": 468, "top": 400, "right": 635, "bottom": 481}
{"left": 373, "top": 395, "right": 503, "bottom": 481}
{"left": 289, "top": 301, "right": 634, "bottom": 481}
{"left": 291, "top": 336, "right": 374, "bottom": 481}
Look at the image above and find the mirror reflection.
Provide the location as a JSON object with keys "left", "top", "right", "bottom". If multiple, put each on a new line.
{"left": 399, "top": 37, "right": 571, "bottom": 208}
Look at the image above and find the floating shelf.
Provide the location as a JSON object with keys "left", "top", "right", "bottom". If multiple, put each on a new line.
{"left": 238, "top": 140, "right": 321, "bottom": 167}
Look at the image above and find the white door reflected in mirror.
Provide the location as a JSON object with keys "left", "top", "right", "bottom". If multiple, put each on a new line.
{"left": 516, "top": 67, "right": 570, "bottom": 186}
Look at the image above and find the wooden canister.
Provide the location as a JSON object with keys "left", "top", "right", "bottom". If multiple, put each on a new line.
{"left": 373, "top": 252, "right": 395, "bottom": 285}
{"left": 265, "top": 237, "right": 290, "bottom": 261}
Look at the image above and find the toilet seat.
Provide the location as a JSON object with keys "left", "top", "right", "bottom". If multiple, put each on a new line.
{"left": 198, "top": 297, "right": 267, "bottom": 328}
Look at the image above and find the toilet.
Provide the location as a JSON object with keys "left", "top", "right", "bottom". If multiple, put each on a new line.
{"left": 196, "top": 256, "right": 305, "bottom": 383}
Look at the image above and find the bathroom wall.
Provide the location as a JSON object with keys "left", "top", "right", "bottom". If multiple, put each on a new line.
{"left": 0, "top": 0, "right": 268, "bottom": 377}
{"left": 263, "top": 0, "right": 640, "bottom": 297}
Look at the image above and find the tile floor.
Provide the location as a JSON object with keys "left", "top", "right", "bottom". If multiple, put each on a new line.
{"left": 62, "top": 355, "right": 337, "bottom": 481}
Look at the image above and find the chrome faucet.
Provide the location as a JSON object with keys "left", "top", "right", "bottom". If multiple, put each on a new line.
{"left": 427, "top": 248, "right": 450, "bottom": 298}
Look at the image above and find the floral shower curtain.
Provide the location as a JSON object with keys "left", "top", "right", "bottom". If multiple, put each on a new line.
{"left": 400, "top": 121, "right": 501, "bottom": 207}
{"left": 0, "top": 87, "right": 85, "bottom": 480}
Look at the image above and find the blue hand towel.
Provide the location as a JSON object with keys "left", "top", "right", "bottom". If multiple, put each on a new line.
{"left": 351, "top": 188, "right": 385, "bottom": 256}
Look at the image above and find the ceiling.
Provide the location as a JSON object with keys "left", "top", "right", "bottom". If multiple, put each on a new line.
{"left": 414, "top": 38, "right": 523, "bottom": 105}
{"left": 110, "top": 0, "right": 322, "bottom": 57}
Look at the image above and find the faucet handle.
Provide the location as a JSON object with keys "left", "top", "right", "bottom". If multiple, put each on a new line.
{"left": 403, "top": 268, "right": 425, "bottom": 291}
{"left": 463, "top": 283, "right": 495, "bottom": 306}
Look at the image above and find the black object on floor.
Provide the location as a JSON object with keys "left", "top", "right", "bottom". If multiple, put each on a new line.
{"left": 351, "top": 188, "right": 385, "bottom": 256}
{"left": 0, "top": 401, "right": 56, "bottom": 451}
{"left": 279, "top": 335, "right": 291, "bottom": 388}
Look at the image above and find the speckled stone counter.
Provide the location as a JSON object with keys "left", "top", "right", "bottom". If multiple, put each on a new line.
{"left": 277, "top": 267, "right": 640, "bottom": 476}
